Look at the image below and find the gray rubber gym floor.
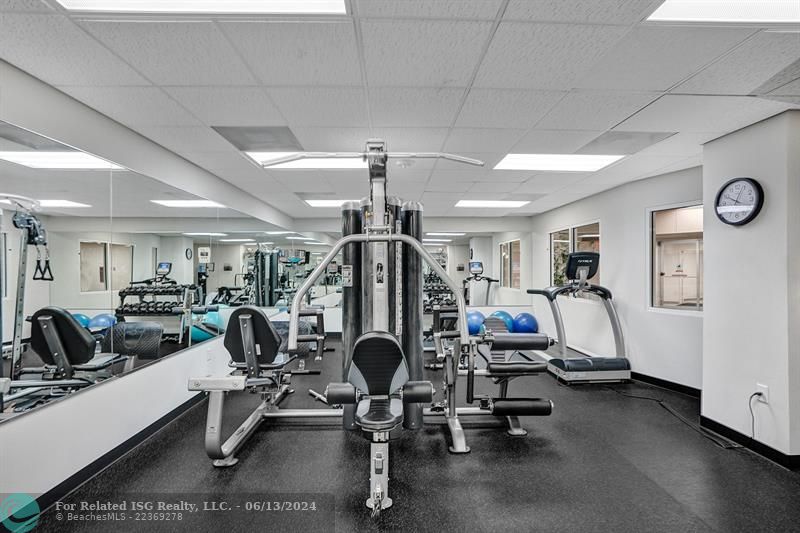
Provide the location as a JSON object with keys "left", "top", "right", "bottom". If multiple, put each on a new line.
{"left": 35, "top": 340, "right": 800, "bottom": 532}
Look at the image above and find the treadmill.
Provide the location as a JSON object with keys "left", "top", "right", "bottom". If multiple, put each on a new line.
{"left": 527, "top": 252, "right": 630, "bottom": 383}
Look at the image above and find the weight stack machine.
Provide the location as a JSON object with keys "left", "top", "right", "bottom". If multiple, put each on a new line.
{"left": 340, "top": 141, "right": 425, "bottom": 431}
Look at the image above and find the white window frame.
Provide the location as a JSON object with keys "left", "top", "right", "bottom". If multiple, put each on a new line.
{"left": 499, "top": 238, "right": 521, "bottom": 290}
{"left": 646, "top": 201, "right": 704, "bottom": 317}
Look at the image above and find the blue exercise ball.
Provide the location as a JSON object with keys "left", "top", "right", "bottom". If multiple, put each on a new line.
{"left": 490, "top": 310, "right": 514, "bottom": 332}
{"left": 72, "top": 313, "right": 91, "bottom": 328}
{"left": 513, "top": 312, "right": 539, "bottom": 333}
{"left": 278, "top": 306, "right": 289, "bottom": 313}
{"left": 89, "top": 313, "right": 117, "bottom": 330}
{"left": 466, "top": 310, "right": 485, "bottom": 335}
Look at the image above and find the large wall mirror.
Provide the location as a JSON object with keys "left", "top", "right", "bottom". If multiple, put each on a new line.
{"left": 0, "top": 121, "right": 283, "bottom": 419}
{"left": 0, "top": 119, "right": 343, "bottom": 420}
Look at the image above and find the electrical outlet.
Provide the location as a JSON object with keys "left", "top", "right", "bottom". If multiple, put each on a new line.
{"left": 756, "top": 383, "right": 769, "bottom": 404}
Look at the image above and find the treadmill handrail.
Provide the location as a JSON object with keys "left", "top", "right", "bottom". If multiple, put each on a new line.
{"left": 288, "top": 233, "right": 468, "bottom": 350}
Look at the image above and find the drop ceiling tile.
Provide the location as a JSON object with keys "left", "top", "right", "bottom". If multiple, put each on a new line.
{"left": 369, "top": 88, "right": 465, "bottom": 127}
{"left": 0, "top": 14, "right": 149, "bottom": 86}
{"left": 510, "top": 130, "right": 602, "bottom": 153}
{"left": 162, "top": 87, "right": 285, "bottom": 126}
{"left": 137, "top": 126, "right": 235, "bottom": 153}
{"left": 0, "top": 0, "right": 58, "bottom": 11}
{"left": 361, "top": 19, "right": 493, "bottom": 87}
{"left": 370, "top": 128, "right": 449, "bottom": 151}
{"left": 615, "top": 95, "right": 795, "bottom": 133}
{"left": 576, "top": 26, "right": 756, "bottom": 92}
{"left": 434, "top": 152, "right": 505, "bottom": 170}
{"left": 587, "top": 153, "right": 682, "bottom": 184}
{"left": 676, "top": 31, "right": 800, "bottom": 96}
{"left": 503, "top": 0, "right": 662, "bottom": 24}
{"left": 289, "top": 127, "right": 371, "bottom": 151}
{"left": 59, "top": 86, "right": 200, "bottom": 126}
{"left": 514, "top": 173, "right": 589, "bottom": 194}
{"left": 536, "top": 91, "right": 659, "bottom": 131}
{"left": 577, "top": 131, "right": 676, "bottom": 155}
{"left": 473, "top": 22, "right": 629, "bottom": 89}
{"left": 219, "top": 21, "right": 362, "bottom": 86}
{"left": 769, "top": 77, "right": 800, "bottom": 96}
{"left": 273, "top": 172, "right": 336, "bottom": 193}
{"left": 323, "top": 175, "right": 372, "bottom": 195}
{"left": 444, "top": 128, "right": 526, "bottom": 152}
{"left": 356, "top": 0, "right": 501, "bottom": 19}
{"left": 633, "top": 132, "right": 720, "bottom": 157}
{"left": 422, "top": 191, "right": 466, "bottom": 204}
{"left": 468, "top": 181, "right": 520, "bottom": 193}
{"left": 267, "top": 87, "right": 368, "bottom": 127}
{"left": 456, "top": 89, "right": 565, "bottom": 128}
{"left": 81, "top": 21, "right": 256, "bottom": 86}
{"left": 755, "top": 58, "right": 800, "bottom": 95}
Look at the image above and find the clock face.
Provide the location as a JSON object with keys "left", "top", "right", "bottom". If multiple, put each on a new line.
{"left": 715, "top": 178, "right": 764, "bottom": 226}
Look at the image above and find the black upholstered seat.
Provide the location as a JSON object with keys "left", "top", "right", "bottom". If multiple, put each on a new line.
{"left": 224, "top": 306, "right": 294, "bottom": 369}
{"left": 30, "top": 307, "right": 96, "bottom": 365}
{"left": 348, "top": 332, "right": 409, "bottom": 431}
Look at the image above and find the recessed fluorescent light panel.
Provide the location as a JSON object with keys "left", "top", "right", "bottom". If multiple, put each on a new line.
{"left": 422, "top": 238, "right": 452, "bottom": 243}
{"left": 39, "top": 200, "right": 91, "bottom": 208}
{"left": 184, "top": 232, "right": 227, "bottom": 237}
{"left": 648, "top": 1, "right": 800, "bottom": 23}
{"left": 265, "top": 231, "right": 292, "bottom": 235}
{"left": 55, "top": 0, "right": 347, "bottom": 14}
{"left": 494, "top": 154, "right": 623, "bottom": 172}
{"left": 151, "top": 200, "right": 224, "bottom": 208}
{"left": 286, "top": 236, "right": 313, "bottom": 241}
{"left": 455, "top": 200, "right": 530, "bottom": 208}
{"left": 306, "top": 199, "right": 358, "bottom": 208}
{"left": 258, "top": 242, "right": 275, "bottom": 245}
{"left": 246, "top": 152, "right": 367, "bottom": 169}
{"left": 0, "top": 151, "right": 122, "bottom": 170}
{"left": 426, "top": 232, "right": 466, "bottom": 237}
{"left": 220, "top": 239, "right": 256, "bottom": 243}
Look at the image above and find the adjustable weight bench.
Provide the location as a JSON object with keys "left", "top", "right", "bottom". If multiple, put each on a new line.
{"left": 326, "top": 331, "right": 433, "bottom": 516}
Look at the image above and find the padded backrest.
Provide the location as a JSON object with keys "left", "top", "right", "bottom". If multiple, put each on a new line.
{"left": 347, "top": 331, "right": 409, "bottom": 396}
{"left": 565, "top": 252, "right": 599, "bottom": 281}
{"left": 30, "top": 306, "right": 96, "bottom": 365}
{"left": 224, "top": 306, "right": 282, "bottom": 365}
{"left": 100, "top": 322, "right": 163, "bottom": 360}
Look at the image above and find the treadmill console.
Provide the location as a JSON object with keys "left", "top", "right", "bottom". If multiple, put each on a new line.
{"left": 565, "top": 252, "right": 599, "bottom": 281}
{"left": 156, "top": 262, "right": 172, "bottom": 276}
{"left": 469, "top": 261, "right": 483, "bottom": 276}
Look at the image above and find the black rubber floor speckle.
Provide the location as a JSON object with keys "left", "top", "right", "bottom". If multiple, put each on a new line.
{"left": 34, "top": 341, "right": 800, "bottom": 532}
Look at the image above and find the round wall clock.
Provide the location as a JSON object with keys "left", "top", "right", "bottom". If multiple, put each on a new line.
{"left": 185, "top": 248, "right": 193, "bottom": 260}
{"left": 714, "top": 177, "right": 764, "bottom": 226}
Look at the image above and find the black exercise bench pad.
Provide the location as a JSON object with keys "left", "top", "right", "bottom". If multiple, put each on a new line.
{"left": 491, "top": 333, "right": 551, "bottom": 351}
{"left": 487, "top": 361, "right": 547, "bottom": 376}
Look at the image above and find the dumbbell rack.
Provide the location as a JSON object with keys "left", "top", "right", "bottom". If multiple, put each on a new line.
{"left": 423, "top": 272, "right": 455, "bottom": 314}
{"left": 116, "top": 283, "right": 199, "bottom": 342}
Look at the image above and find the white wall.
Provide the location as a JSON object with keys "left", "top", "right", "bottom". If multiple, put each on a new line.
{"left": 446, "top": 244, "right": 469, "bottom": 280}
{"left": 0, "top": 337, "right": 230, "bottom": 497}
{"left": 158, "top": 236, "right": 194, "bottom": 285}
{"left": 529, "top": 167, "right": 704, "bottom": 388}
{"left": 702, "top": 111, "right": 800, "bottom": 455}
